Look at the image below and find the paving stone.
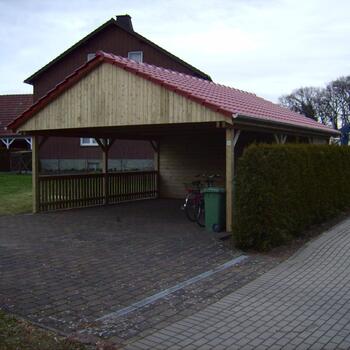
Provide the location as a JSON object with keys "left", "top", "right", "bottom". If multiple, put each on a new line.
{"left": 3, "top": 203, "right": 350, "bottom": 349}
{"left": 127, "top": 217, "right": 350, "bottom": 349}
{"left": 1, "top": 200, "right": 259, "bottom": 344}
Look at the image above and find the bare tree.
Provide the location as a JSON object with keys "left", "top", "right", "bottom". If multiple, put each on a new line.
{"left": 279, "top": 87, "right": 319, "bottom": 121}
{"left": 330, "top": 77, "right": 350, "bottom": 127}
{"left": 279, "top": 76, "right": 350, "bottom": 130}
{"left": 317, "top": 84, "right": 341, "bottom": 129}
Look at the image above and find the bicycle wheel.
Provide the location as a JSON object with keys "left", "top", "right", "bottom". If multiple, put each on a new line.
{"left": 185, "top": 195, "right": 198, "bottom": 222}
{"left": 196, "top": 200, "right": 205, "bottom": 227}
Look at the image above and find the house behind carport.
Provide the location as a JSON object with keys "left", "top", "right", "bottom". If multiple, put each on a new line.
{"left": 9, "top": 51, "right": 338, "bottom": 232}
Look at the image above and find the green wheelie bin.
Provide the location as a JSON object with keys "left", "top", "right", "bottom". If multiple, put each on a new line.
{"left": 201, "top": 187, "right": 226, "bottom": 232}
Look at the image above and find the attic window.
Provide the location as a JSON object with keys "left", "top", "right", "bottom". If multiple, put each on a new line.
{"left": 128, "top": 51, "right": 143, "bottom": 63}
{"left": 87, "top": 53, "right": 96, "bottom": 61}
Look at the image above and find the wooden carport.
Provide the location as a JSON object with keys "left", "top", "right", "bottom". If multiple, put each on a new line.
{"left": 9, "top": 51, "right": 338, "bottom": 232}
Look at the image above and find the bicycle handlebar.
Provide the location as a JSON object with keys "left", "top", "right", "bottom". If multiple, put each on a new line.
{"left": 184, "top": 174, "right": 221, "bottom": 191}
{"left": 198, "top": 174, "right": 222, "bottom": 187}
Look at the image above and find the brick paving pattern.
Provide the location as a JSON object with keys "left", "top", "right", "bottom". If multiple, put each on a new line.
{"left": 1, "top": 199, "right": 266, "bottom": 344}
{"left": 126, "top": 218, "right": 350, "bottom": 350}
{"left": 81, "top": 253, "right": 277, "bottom": 345}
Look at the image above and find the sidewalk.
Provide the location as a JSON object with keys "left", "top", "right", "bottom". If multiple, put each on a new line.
{"left": 126, "top": 218, "right": 350, "bottom": 350}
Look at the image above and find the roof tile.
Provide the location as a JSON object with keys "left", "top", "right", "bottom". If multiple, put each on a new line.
{"left": 9, "top": 52, "right": 337, "bottom": 135}
{"left": 0, "top": 94, "right": 33, "bottom": 136}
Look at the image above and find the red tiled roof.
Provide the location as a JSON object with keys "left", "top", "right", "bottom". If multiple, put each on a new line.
{"left": 9, "top": 52, "right": 337, "bottom": 135}
{"left": 0, "top": 94, "right": 33, "bottom": 136}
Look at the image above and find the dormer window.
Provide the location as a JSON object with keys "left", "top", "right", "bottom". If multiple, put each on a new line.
{"left": 87, "top": 53, "right": 96, "bottom": 61}
{"left": 128, "top": 51, "right": 143, "bottom": 63}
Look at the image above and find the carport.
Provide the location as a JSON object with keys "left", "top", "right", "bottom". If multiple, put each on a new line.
{"left": 9, "top": 51, "right": 337, "bottom": 232}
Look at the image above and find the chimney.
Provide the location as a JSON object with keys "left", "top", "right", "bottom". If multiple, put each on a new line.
{"left": 116, "top": 14, "right": 133, "bottom": 32}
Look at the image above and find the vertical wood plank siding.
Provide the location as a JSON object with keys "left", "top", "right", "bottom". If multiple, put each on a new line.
{"left": 19, "top": 63, "right": 225, "bottom": 132}
{"left": 38, "top": 171, "right": 158, "bottom": 211}
{"left": 159, "top": 132, "right": 226, "bottom": 198}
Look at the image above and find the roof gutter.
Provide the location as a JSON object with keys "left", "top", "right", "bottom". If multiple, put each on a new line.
{"left": 232, "top": 113, "right": 340, "bottom": 137}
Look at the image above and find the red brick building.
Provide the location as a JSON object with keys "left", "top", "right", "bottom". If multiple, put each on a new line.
{"left": 0, "top": 94, "right": 33, "bottom": 170}
{"left": 2, "top": 15, "right": 210, "bottom": 171}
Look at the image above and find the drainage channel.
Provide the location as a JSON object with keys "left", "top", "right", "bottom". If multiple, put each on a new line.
{"left": 97, "top": 254, "right": 248, "bottom": 322}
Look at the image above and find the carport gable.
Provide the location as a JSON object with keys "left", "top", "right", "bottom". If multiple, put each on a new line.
{"left": 9, "top": 53, "right": 228, "bottom": 133}
{"left": 9, "top": 51, "right": 336, "bottom": 137}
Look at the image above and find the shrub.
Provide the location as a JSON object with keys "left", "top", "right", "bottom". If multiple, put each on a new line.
{"left": 234, "top": 144, "right": 350, "bottom": 251}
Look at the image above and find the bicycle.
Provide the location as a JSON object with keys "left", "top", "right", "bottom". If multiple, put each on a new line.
{"left": 182, "top": 177, "right": 203, "bottom": 222}
{"left": 182, "top": 174, "right": 221, "bottom": 227}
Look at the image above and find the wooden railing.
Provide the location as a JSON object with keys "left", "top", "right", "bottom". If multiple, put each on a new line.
{"left": 107, "top": 171, "right": 158, "bottom": 204}
{"left": 38, "top": 171, "right": 158, "bottom": 212}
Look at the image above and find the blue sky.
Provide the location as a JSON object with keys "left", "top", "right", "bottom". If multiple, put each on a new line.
{"left": 0, "top": 0, "right": 349, "bottom": 101}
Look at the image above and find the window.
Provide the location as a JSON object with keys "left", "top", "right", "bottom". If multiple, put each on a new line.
{"left": 87, "top": 53, "right": 96, "bottom": 61}
{"left": 128, "top": 51, "right": 143, "bottom": 63}
{"left": 80, "top": 138, "right": 98, "bottom": 146}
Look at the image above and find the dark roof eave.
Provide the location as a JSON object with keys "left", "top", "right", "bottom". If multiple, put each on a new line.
{"left": 233, "top": 113, "right": 340, "bottom": 137}
{"left": 24, "top": 18, "right": 211, "bottom": 84}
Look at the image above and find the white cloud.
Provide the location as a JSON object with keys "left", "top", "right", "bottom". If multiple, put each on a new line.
{"left": 0, "top": 0, "right": 349, "bottom": 101}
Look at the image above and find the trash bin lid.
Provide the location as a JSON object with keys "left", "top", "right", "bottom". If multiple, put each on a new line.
{"left": 201, "top": 187, "right": 226, "bottom": 193}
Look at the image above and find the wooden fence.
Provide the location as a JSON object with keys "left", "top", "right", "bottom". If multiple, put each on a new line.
{"left": 38, "top": 171, "right": 158, "bottom": 211}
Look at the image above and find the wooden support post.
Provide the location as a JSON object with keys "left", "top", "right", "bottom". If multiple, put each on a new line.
{"left": 150, "top": 141, "right": 159, "bottom": 171}
{"left": 155, "top": 143, "right": 159, "bottom": 198}
{"left": 95, "top": 138, "right": 115, "bottom": 205}
{"left": 232, "top": 130, "right": 241, "bottom": 149}
{"left": 102, "top": 139, "right": 109, "bottom": 205}
{"left": 32, "top": 135, "right": 39, "bottom": 213}
{"left": 0, "top": 137, "right": 15, "bottom": 149}
{"left": 150, "top": 140, "right": 160, "bottom": 198}
{"left": 274, "top": 134, "right": 287, "bottom": 144}
{"left": 154, "top": 150, "right": 159, "bottom": 172}
{"left": 24, "top": 137, "right": 32, "bottom": 150}
{"left": 226, "top": 128, "right": 234, "bottom": 232}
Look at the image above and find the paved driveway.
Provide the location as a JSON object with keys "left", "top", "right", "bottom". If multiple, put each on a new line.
{"left": 0, "top": 199, "right": 251, "bottom": 344}
{"left": 127, "top": 217, "right": 350, "bottom": 350}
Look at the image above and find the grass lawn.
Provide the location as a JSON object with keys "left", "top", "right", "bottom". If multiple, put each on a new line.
{"left": 0, "top": 173, "right": 32, "bottom": 215}
{"left": 0, "top": 310, "right": 86, "bottom": 350}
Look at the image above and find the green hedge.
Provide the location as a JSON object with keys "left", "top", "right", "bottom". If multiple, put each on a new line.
{"left": 234, "top": 144, "right": 350, "bottom": 251}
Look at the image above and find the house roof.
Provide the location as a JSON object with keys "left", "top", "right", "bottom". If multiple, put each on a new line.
{"left": 0, "top": 94, "right": 33, "bottom": 136}
{"left": 9, "top": 52, "right": 338, "bottom": 136}
{"left": 24, "top": 18, "right": 211, "bottom": 84}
